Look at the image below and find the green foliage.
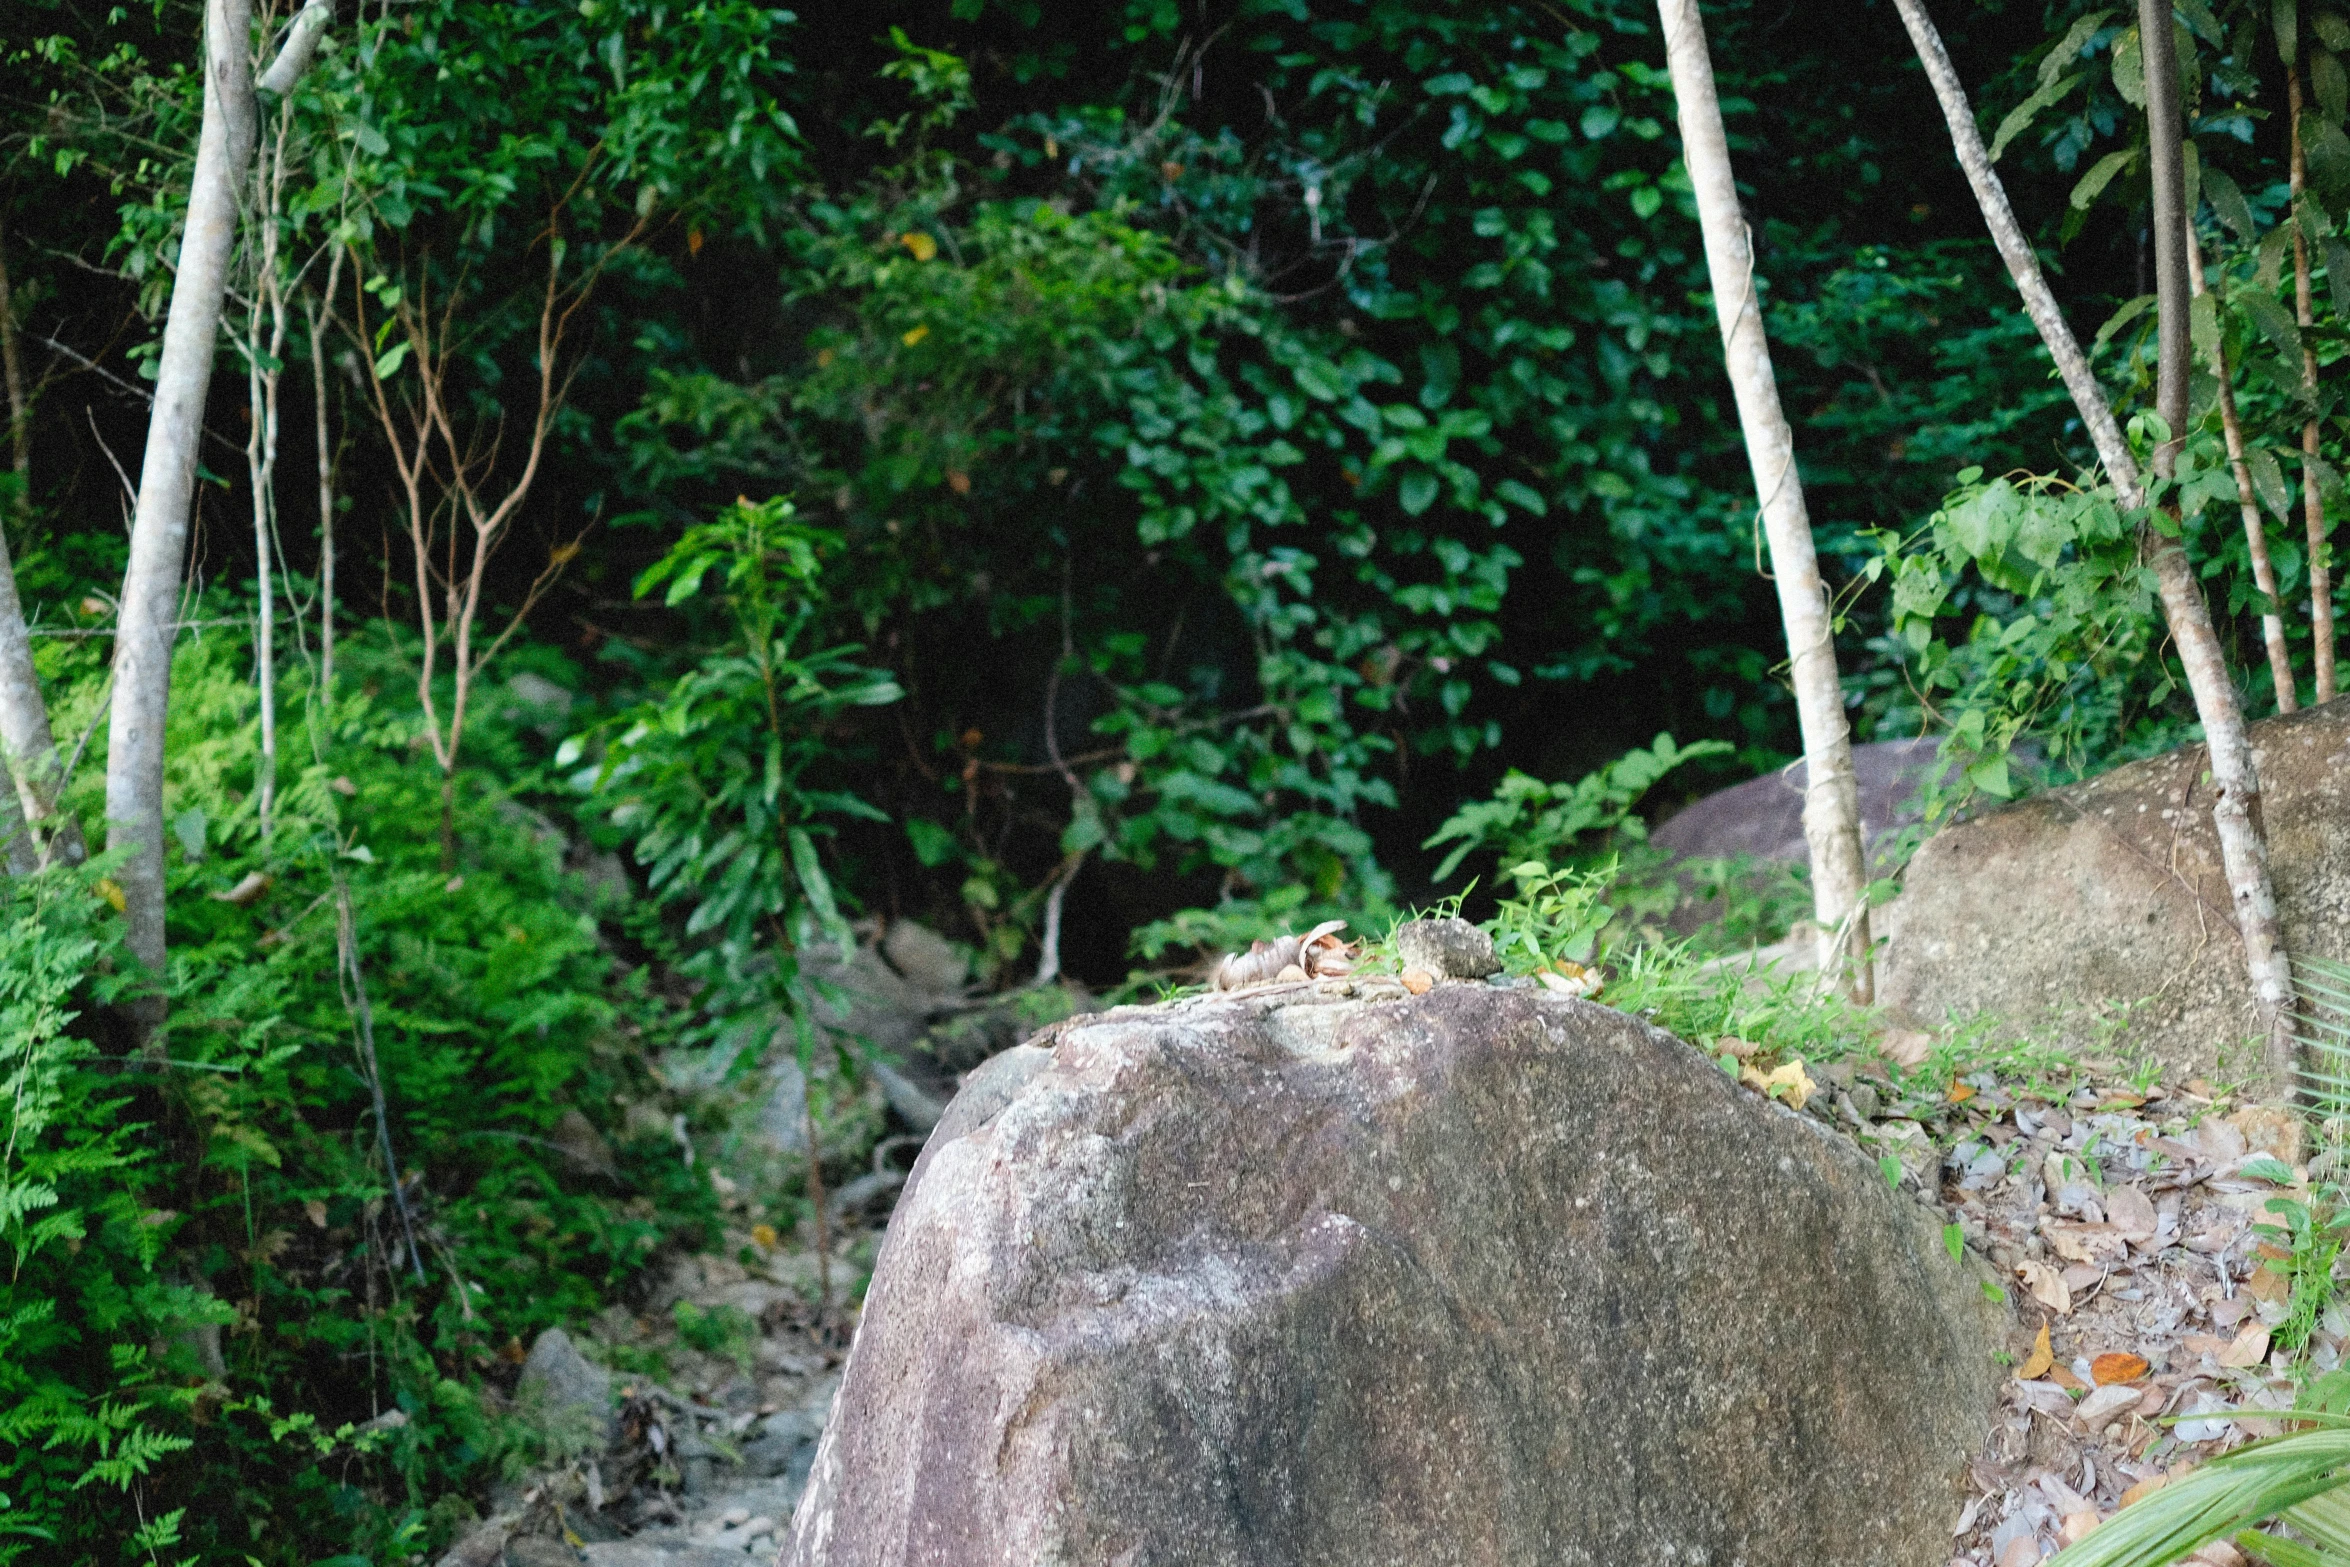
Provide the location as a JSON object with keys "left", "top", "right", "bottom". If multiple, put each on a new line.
{"left": 0, "top": 612, "right": 725, "bottom": 1566}
{"left": 1423, "top": 733, "right": 1730, "bottom": 883}
{"left": 1866, "top": 464, "right": 2172, "bottom": 824}
{"left": 571, "top": 497, "right": 901, "bottom": 1046}
{"left": 1486, "top": 860, "right": 1617, "bottom": 972}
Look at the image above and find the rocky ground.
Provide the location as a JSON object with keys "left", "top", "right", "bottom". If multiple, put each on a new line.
{"left": 1821, "top": 1053, "right": 2323, "bottom": 1567}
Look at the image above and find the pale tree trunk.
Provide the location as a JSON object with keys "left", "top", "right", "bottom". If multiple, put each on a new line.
{"left": 1659, "top": 0, "right": 1873, "bottom": 1000}
{"left": 241, "top": 109, "right": 296, "bottom": 844}
{"left": 2288, "top": 61, "right": 2338, "bottom": 701}
{"left": 2188, "top": 229, "right": 2298, "bottom": 713}
{"left": 105, "top": 0, "right": 328, "bottom": 1034}
{"left": 308, "top": 251, "right": 340, "bottom": 699}
{"left": 1893, "top": 0, "right": 2300, "bottom": 1088}
{"left": 0, "top": 224, "right": 80, "bottom": 872}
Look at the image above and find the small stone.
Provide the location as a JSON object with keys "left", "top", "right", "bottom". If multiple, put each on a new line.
{"left": 515, "top": 1330, "right": 613, "bottom": 1457}
{"left": 1400, "top": 969, "right": 1434, "bottom": 995}
{"left": 1849, "top": 1083, "right": 1882, "bottom": 1121}
{"left": 1392, "top": 917, "right": 1500, "bottom": 980}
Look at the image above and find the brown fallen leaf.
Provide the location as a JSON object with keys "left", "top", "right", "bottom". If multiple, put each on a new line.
{"left": 2104, "top": 1184, "right": 2159, "bottom": 1242}
{"left": 2092, "top": 1352, "right": 2151, "bottom": 1385}
{"left": 2017, "top": 1323, "right": 2054, "bottom": 1380}
{"left": 1400, "top": 969, "right": 1434, "bottom": 996}
{"left": 1880, "top": 1027, "right": 1932, "bottom": 1070}
{"left": 1948, "top": 1081, "right": 1977, "bottom": 1104}
{"left": 1716, "top": 1035, "right": 1760, "bottom": 1060}
{"left": 2119, "top": 1473, "right": 2169, "bottom": 1508}
{"left": 2016, "top": 1258, "right": 2072, "bottom": 1315}
{"left": 2051, "top": 1365, "right": 2088, "bottom": 1391}
{"left": 2059, "top": 1509, "right": 2102, "bottom": 1546}
{"left": 2246, "top": 1265, "right": 2292, "bottom": 1305}
{"left": 2215, "top": 1322, "right": 2271, "bottom": 1368}
{"left": 2045, "top": 1221, "right": 2128, "bottom": 1264}
{"left": 2181, "top": 1333, "right": 2232, "bottom": 1356}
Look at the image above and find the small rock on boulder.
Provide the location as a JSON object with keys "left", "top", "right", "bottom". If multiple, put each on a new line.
{"left": 1391, "top": 914, "right": 1500, "bottom": 979}
{"left": 787, "top": 985, "right": 2004, "bottom": 1566}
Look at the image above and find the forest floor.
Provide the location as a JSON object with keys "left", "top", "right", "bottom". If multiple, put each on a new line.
{"left": 1915, "top": 1062, "right": 2315, "bottom": 1567}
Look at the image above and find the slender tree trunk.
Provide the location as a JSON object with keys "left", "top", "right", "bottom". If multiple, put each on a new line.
{"left": 1894, "top": 0, "right": 2300, "bottom": 1087}
{"left": 106, "top": 0, "right": 328, "bottom": 1036}
{"left": 1659, "top": 0, "right": 1873, "bottom": 1000}
{"left": 2289, "top": 63, "right": 2338, "bottom": 701}
{"left": 108, "top": 0, "right": 256, "bottom": 1028}
{"left": 0, "top": 222, "right": 28, "bottom": 525}
{"left": 246, "top": 309, "right": 278, "bottom": 841}
{"left": 307, "top": 262, "right": 338, "bottom": 700}
{"left": 0, "top": 226, "right": 83, "bottom": 871}
{"left": 2189, "top": 229, "right": 2298, "bottom": 713}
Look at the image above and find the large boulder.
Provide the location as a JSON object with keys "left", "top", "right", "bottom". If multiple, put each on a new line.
{"left": 1880, "top": 699, "right": 2350, "bottom": 1082}
{"left": 786, "top": 983, "right": 2005, "bottom": 1566}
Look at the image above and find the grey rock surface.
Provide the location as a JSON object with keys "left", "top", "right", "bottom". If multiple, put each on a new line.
{"left": 1391, "top": 914, "right": 1500, "bottom": 978}
{"left": 502, "top": 1540, "right": 583, "bottom": 1567}
{"left": 580, "top": 1545, "right": 751, "bottom": 1567}
{"left": 787, "top": 985, "right": 2005, "bottom": 1567}
{"left": 1880, "top": 699, "right": 2350, "bottom": 1083}
{"left": 1650, "top": 737, "right": 1943, "bottom": 866}
{"left": 515, "top": 1329, "right": 613, "bottom": 1456}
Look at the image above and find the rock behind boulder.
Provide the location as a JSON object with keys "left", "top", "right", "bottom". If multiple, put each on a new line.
{"left": 1880, "top": 699, "right": 2350, "bottom": 1082}
{"left": 787, "top": 983, "right": 2004, "bottom": 1567}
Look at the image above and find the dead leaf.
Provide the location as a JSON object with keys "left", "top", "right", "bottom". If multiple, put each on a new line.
{"left": 303, "top": 1199, "right": 328, "bottom": 1228}
{"left": 1716, "top": 1036, "right": 1760, "bottom": 1060}
{"left": 2104, "top": 1184, "right": 2159, "bottom": 1242}
{"left": 2216, "top": 1322, "right": 2271, "bottom": 1368}
{"left": 2119, "top": 1473, "right": 2169, "bottom": 1508}
{"left": 1214, "top": 921, "right": 1356, "bottom": 990}
{"left": 2017, "top": 1323, "right": 2054, "bottom": 1380}
{"left": 1881, "top": 1028, "right": 1932, "bottom": 1070}
{"left": 2051, "top": 1365, "right": 2088, "bottom": 1390}
{"left": 94, "top": 876, "right": 126, "bottom": 912}
{"left": 2044, "top": 1221, "right": 2127, "bottom": 1263}
{"left": 2016, "top": 1258, "right": 2073, "bottom": 1315}
{"left": 1760, "top": 1059, "right": 1817, "bottom": 1111}
{"left": 2091, "top": 1352, "right": 2151, "bottom": 1385}
{"left": 750, "top": 1223, "right": 778, "bottom": 1250}
{"left": 2060, "top": 1262, "right": 2105, "bottom": 1294}
{"left": 2059, "top": 1509, "right": 2102, "bottom": 1546}
{"left": 2247, "top": 1265, "right": 2292, "bottom": 1304}
{"left": 1948, "top": 1081, "right": 1977, "bottom": 1104}
{"left": 1400, "top": 969, "right": 1434, "bottom": 996}
{"left": 900, "top": 231, "right": 938, "bottom": 261}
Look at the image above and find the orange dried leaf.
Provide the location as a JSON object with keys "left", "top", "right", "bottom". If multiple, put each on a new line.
{"left": 2091, "top": 1352, "right": 2151, "bottom": 1385}
{"left": 2017, "top": 1323, "right": 2054, "bottom": 1380}
{"left": 1947, "top": 1081, "right": 1977, "bottom": 1104}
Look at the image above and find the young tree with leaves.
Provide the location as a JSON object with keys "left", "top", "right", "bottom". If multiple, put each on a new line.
{"left": 1893, "top": 0, "right": 2300, "bottom": 1086}
{"left": 1658, "top": 0, "right": 1874, "bottom": 999}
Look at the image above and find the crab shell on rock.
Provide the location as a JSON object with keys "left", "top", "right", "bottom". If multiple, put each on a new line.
{"left": 1210, "top": 920, "right": 1356, "bottom": 990}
